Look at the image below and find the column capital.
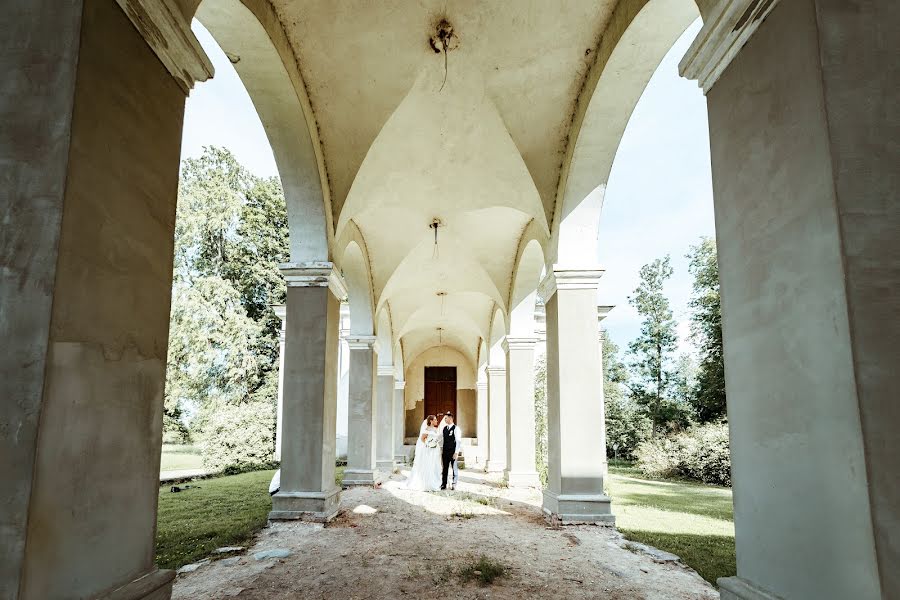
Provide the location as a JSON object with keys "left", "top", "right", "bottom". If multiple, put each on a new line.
{"left": 280, "top": 262, "right": 348, "bottom": 300}
{"left": 114, "top": 0, "right": 213, "bottom": 92}
{"left": 377, "top": 364, "right": 395, "bottom": 377}
{"left": 502, "top": 336, "right": 538, "bottom": 353}
{"left": 394, "top": 379, "right": 406, "bottom": 390}
{"left": 538, "top": 265, "right": 604, "bottom": 301}
{"left": 346, "top": 335, "right": 378, "bottom": 353}
{"left": 485, "top": 365, "right": 507, "bottom": 376}
{"left": 679, "top": 0, "right": 781, "bottom": 94}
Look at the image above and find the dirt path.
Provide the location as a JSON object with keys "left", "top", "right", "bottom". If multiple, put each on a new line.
{"left": 172, "top": 470, "right": 717, "bottom": 599}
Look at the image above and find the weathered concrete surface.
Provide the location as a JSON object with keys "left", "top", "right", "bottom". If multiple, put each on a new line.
{"left": 708, "top": 0, "right": 896, "bottom": 597}
{"left": 344, "top": 338, "right": 378, "bottom": 485}
{"left": 0, "top": 2, "right": 85, "bottom": 596}
{"left": 813, "top": 1, "right": 900, "bottom": 594}
{"left": 504, "top": 338, "right": 540, "bottom": 487}
{"left": 541, "top": 271, "right": 612, "bottom": 523}
{"left": 375, "top": 372, "right": 395, "bottom": 470}
{"left": 271, "top": 283, "right": 341, "bottom": 520}
{"left": 1, "top": 0, "right": 186, "bottom": 597}
{"left": 485, "top": 366, "right": 508, "bottom": 473}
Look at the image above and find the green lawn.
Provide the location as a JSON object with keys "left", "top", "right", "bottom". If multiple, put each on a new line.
{"left": 156, "top": 469, "right": 276, "bottom": 569}
{"left": 160, "top": 444, "right": 204, "bottom": 472}
{"left": 156, "top": 467, "right": 345, "bottom": 570}
{"left": 155, "top": 464, "right": 734, "bottom": 585}
{"left": 607, "top": 465, "right": 736, "bottom": 586}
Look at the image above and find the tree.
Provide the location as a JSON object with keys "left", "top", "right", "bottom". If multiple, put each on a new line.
{"left": 164, "top": 147, "right": 289, "bottom": 459}
{"left": 627, "top": 256, "right": 678, "bottom": 433}
{"left": 603, "top": 332, "right": 651, "bottom": 459}
{"left": 687, "top": 238, "right": 726, "bottom": 422}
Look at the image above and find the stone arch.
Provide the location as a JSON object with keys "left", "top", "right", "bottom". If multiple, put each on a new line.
{"left": 192, "top": 0, "right": 333, "bottom": 262}
{"left": 338, "top": 240, "right": 375, "bottom": 336}
{"left": 508, "top": 227, "right": 548, "bottom": 337}
{"left": 375, "top": 306, "right": 394, "bottom": 367}
{"left": 488, "top": 306, "right": 508, "bottom": 366}
{"left": 549, "top": 0, "right": 702, "bottom": 264}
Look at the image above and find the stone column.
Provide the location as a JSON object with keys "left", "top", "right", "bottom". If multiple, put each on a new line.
{"left": 343, "top": 336, "right": 378, "bottom": 485}
{"left": 1, "top": 1, "right": 210, "bottom": 598}
{"left": 394, "top": 380, "right": 408, "bottom": 463}
{"left": 375, "top": 365, "right": 396, "bottom": 471}
{"left": 273, "top": 305, "right": 286, "bottom": 461}
{"left": 503, "top": 337, "right": 541, "bottom": 487}
{"left": 474, "top": 378, "right": 489, "bottom": 468}
{"left": 270, "top": 264, "right": 345, "bottom": 521}
{"left": 680, "top": 1, "right": 898, "bottom": 598}
{"left": 485, "top": 365, "right": 507, "bottom": 472}
{"left": 538, "top": 268, "right": 613, "bottom": 524}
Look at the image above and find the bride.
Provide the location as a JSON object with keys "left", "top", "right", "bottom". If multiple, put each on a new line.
{"left": 405, "top": 415, "right": 442, "bottom": 491}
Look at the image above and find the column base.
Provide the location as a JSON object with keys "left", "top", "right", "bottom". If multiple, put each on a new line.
{"left": 97, "top": 568, "right": 175, "bottom": 600}
{"left": 486, "top": 460, "right": 506, "bottom": 473}
{"left": 542, "top": 490, "right": 615, "bottom": 525}
{"left": 505, "top": 470, "right": 541, "bottom": 488}
{"left": 718, "top": 577, "right": 783, "bottom": 600}
{"left": 342, "top": 468, "right": 379, "bottom": 486}
{"left": 269, "top": 488, "right": 341, "bottom": 522}
{"left": 376, "top": 459, "right": 395, "bottom": 471}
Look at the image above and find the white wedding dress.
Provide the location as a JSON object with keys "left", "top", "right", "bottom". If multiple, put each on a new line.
{"left": 405, "top": 422, "right": 442, "bottom": 491}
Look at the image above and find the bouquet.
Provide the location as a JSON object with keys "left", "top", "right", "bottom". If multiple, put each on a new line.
{"left": 425, "top": 437, "right": 439, "bottom": 449}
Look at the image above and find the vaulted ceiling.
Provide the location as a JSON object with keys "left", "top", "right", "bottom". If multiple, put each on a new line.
{"left": 262, "top": 0, "right": 620, "bottom": 368}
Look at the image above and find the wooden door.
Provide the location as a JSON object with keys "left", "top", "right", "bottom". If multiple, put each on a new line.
{"left": 424, "top": 366, "right": 456, "bottom": 418}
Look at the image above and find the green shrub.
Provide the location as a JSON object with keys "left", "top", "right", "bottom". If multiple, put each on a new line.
{"left": 199, "top": 401, "right": 276, "bottom": 473}
{"left": 605, "top": 393, "right": 653, "bottom": 460}
{"left": 635, "top": 422, "right": 731, "bottom": 486}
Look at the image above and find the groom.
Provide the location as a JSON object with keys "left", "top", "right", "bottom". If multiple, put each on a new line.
{"left": 440, "top": 412, "right": 461, "bottom": 490}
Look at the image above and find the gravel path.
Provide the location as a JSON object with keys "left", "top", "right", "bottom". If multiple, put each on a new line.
{"left": 172, "top": 470, "right": 717, "bottom": 599}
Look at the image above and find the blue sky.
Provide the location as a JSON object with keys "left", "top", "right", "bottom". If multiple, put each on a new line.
{"left": 180, "top": 20, "right": 714, "bottom": 357}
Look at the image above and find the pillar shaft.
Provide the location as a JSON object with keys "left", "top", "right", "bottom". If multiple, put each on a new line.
{"left": 539, "top": 269, "right": 613, "bottom": 523}
{"left": 503, "top": 338, "right": 540, "bottom": 487}
{"left": 394, "top": 380, "right": 407, "bottom": 462}
{"left": 486, "top": 366, "right": 507, "bottom": 472}
{"left": 474, "top": 380, "right": 489, "bottom": 467}
{"left": 375, "top": 366, "right": 395, "bottom": 470}
{"left": 683, "top": 1, "right": 899, "bottom": 597}
{"left": 1, "top": 1, "right": 193, "bottom": 597}
{"left": 271, "top": 265, "right": 345, "bottom": 521}
{"left": 343, "top": 336, "right": 378, "bottom": 485}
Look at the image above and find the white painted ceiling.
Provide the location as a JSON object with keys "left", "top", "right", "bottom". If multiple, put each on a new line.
{"left": 267, "top": 0, "right": 619, "bottom": 368}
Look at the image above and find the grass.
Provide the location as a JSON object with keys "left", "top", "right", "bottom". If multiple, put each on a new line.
{"left": 607, "top": 465, "right": 736, "bottom": 586}
{"left": 160, "top": 444, "right": 204, "bottom": 472}
{"left": 458, "top": 555, "right": 508, "bottom": 586}
{"left": 157, "top": 466, "right": 347, "bottom": 570}
{"left": 156, "top": 469, "right": 275, "bottom": 569}
{"left": 155, "top": 461, "right": 734, "bottom": 586}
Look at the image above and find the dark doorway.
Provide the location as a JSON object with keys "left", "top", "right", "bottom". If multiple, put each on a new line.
{"left": 424, "top": 366, "right": 457, "bottom": 418}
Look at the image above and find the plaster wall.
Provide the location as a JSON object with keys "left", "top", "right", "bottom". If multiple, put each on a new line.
{"left": 13, "top": 1, "right": 186, "bottom": 597}
{"left": 403, "top": 346, "right": 476, "bottom": 436}
{"left": 0, "top": 1, "right": 85, "bottom": 595}
{"left": 708, "top": 0, "right": 888, "bottom": 596}
{"left": 404, "top": 346, "right": 476, "bottom": 407}
{"left": 812, "top": 2, "right": 900, "bottom": 592}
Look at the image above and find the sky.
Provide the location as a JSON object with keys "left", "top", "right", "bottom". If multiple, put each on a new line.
{"left": 180, "top": 19, "right": 714, "bottom": 358}
{"left": 597, "top": 20, "right": 714, "bottom": 355}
